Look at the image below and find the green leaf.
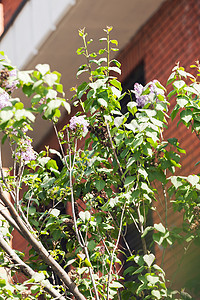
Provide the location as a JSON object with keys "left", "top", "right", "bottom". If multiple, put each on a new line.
{"left": 94, "top": 179, "right": 106, "bottom": 191}
{"left": 173, "top": 80, "right": 185, "bottom": 90}
{"left": 0, "top": 278, "right": 6, "bottom": 287}
{"left": 132, "top": 136, "right": 143, "bottom": 149}
{"left": 88, "top": 240, "right": 96, "bottom": 251}
{"left": 97, "top": 98, "right": 107, "bottom": 108}
{"left": 50, "top": 208, "right": 60, "bottom": 217}
{"left": 127, "top": 101, "right": 137, "bottom": 115}
{"left": 99, "top": 49, "right": 106, "bottom": 55}
{"left": 123, "top": 266, "right": 135, "bottom": 276}
{"left": 154, "top": 223, "right": 166, "bottom": 233}
{"left": 79, "top": 211, "right": 91, "bottom": 222}
{"left": 46, "top": 159, "right": 58, "bottom": 170}
{"left": 126, "top": 157, "right": 136, "bottom": 169}
{"left": 15, "top": 109, "right": 35, "bottom": 123}
{"left": 110, "top": 78, "right": 122, "bottom": 91}
{"left": 141, "top": 226, "right": 153, "bottom": 238}
{"left": 180, "top": 109, "right": 192, "bottom": 123}
{"left": 36, "top": 64, "right": 50, "bottom": 75}
{"left": 114, "top": 116, "right": 125, "bottom": 128}
{"left": 31, "top": 285, "right": 40, "bottom": 294}
{"left": 170, "top": 176, "right": 183, "bottom": 188}
{"left": 18, "top": 71, "right": 33, "bottom": 84}
{"left": 111, "top": 59, "right": 121, "bottom": 68}
{"left": 84, "top": 258, "right": 92, "bottom": 267}
{"left": 44, "top": 100, "right": 61, "bottom": 118}
{"left": 124, "top": 176, "right": 136, "bottom": 186}
{"left": 109, "top": 281, "right": 124, "bottom": 289}
{"left": 110, "top": 39, "right": 118, "bottom": 46}
{"left": 15, "top": 102, "right": 24, "bottom": 109}
{"left": 0, "top": 110, "right": 13, "bottom": 122}
{"left": 62, "top": 101, "right": 71, "bottom": 114}
{"left": 177, "top": 97, "right": 188, "bottom": 108}
{"left": 143, "top": 253, "right": 155, "bottom": 267}
{"left": 151, "top": 290, "right": 161, "bottom": 299}
{"left": 44, "top": 73, "right": 58, "bottom": 86}
{"left": 187, "top": 174, "right": 199, "bottom": 186}
{"left": 32, "top": 272, "right": 45, "bottom": 282}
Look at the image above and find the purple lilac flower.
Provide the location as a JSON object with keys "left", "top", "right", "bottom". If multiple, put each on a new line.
{"left": 15, "top": 138, "right": 36, "bottom": 162}
{"left": 5, "top": 69, "right": 19, "bottom": 92}
{"left": 10, "top": 125, "right": 28, "bottom": 136}
{"left": 39, "top": 96, "right": 47, "bottom": 105}
{"left": 133, "top": 80, "right": 165, "bottom": 108}
{"left": 133, "top": 83, "right": 149, "bottom": 108}
{"left": 69, "top": 115, "right": 89, "bottom": 133}
{"left": 9, "top": 69, "right": 17, "bottom": 77}
{"left": 0, "top": 89, "right": 12, "bottom": 109}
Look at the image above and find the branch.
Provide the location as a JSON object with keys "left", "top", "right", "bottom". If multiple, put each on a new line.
{"left": 0, "top": 190, "right": 86, "bottom": 300}
{"left": 66, "top": 129, "right": 100, "bottom": 300}
{"left": 105, "top": 121, "right": 124, "bottom": 178}
{"left": 106, "top": 203, "right": 126, "bottom": 300}
{"left": 0, "top": 235, "right": 66, "bottom": 300}
{"left": 0, "top": 206, "right": 24, "bottom": 237}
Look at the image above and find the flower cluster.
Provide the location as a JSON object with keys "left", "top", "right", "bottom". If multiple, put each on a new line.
{"left": 133, "top": 80, "right": 165, "bottom": 108}
{"left": 6, "top": 69, "right": 19, "bottom": 92}
{"left": 0, "top": 68, "right": 18, "bottom": 93}
{"left": 69, "top": 115, "right": 89, "bottom": 133}
{"left": 0, "top": 88, "right": 12, "bottom": 109}
{"left": 134, "top": 83, "right": 149, "bottom": 107}
{"left": 15, "top": 137, "right": 36, "bottom": 162}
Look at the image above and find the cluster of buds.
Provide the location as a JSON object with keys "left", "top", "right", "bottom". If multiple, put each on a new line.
{"left": 0, "top": 68, "right": 18, "bottom": 93}
{"left": 190, "top": 206, "right": 200, "bottom": 231}
{"left": 69, "top": 115, "right": 89, "bottom": 134}
{"left": 89, "top": 121, "right": 110, "bottom": 147}
{"left": 15, "top": 137, "right": 36, "bottom": 163}
{"left": 0, "top": 88, "right": 12, "bottom": 109}
{"left": 133, "top": 80, "right": 166, "bottom": 108}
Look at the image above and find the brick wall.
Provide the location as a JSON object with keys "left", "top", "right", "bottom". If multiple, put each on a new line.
{"left": 1, "top": 0, "right": 26, "bottom": 31}
{"left": 118, "top": 0, "right": 200, "bottom": 294}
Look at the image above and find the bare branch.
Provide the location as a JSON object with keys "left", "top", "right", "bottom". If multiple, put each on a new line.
{"left": 0, "top": 190, "right": 86, "bottom": 300}
{"left": 0, "top": 235, "right": 66, "bottom": 300}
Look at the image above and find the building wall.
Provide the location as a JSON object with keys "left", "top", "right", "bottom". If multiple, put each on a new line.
{"left": 1, "top": 0, "right": 26, "bottom": 30}
{"left": 118, "top": 0, "right": 200, "bottom": 295}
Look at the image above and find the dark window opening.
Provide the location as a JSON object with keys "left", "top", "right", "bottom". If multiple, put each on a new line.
{"left": 120, "top": 61, "right": 145, "bottom": 121}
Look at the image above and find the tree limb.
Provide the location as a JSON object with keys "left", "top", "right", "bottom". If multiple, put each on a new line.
{"left": 0, "top": 190, "right": 86, "bottom": 300}
{"left": 0, "top": 235, "right": 66, "bottom": 299}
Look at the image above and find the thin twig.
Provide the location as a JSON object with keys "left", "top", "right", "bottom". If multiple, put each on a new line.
{"left": 105, "top": 121, "right": 124, "bottom": 177}
{"left": 66, "top": 128, "right": 99, "bottom": 300}
{"left": 53, "top": 123, "right": 69, "bottom": 170}
{"left": 106, "top": 202, "right": 126, "bottom": 300}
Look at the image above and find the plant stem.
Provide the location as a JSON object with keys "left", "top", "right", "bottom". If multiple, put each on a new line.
{"left": 106, "top": 121, "right": 124, "bottom": 177}
{"left": 66, "top": 128, "right": 100, "bottom": 300}
{"left": 106, "top": 203, "right": 126, "bottom": 300}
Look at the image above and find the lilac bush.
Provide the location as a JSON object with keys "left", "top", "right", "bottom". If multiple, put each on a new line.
{"left": 0, "top": 28, "right": 199, "bottom": 300}
{"left": 69, "top": 115, "right": 89, "bottom": 133}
